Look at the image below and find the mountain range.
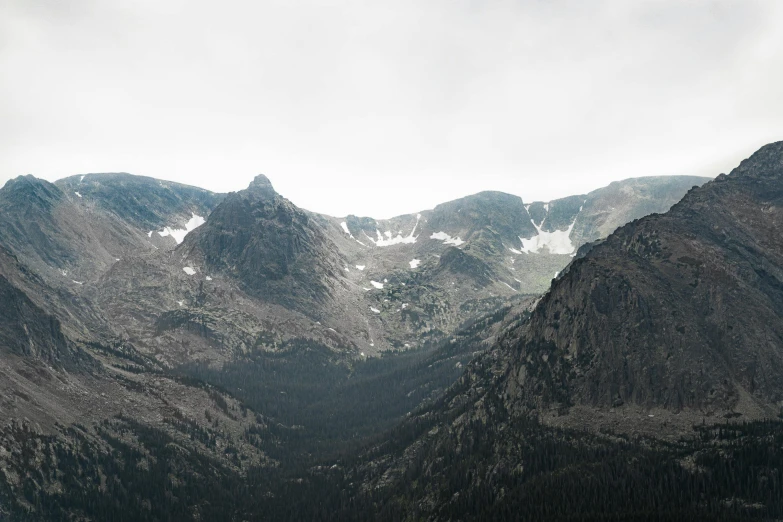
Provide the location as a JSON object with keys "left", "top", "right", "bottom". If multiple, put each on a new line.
{"left": 2, "top": 143, "right": 782, "bottom": 521}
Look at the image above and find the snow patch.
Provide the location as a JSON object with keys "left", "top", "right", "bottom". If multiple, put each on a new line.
{"left": 515, "top": 218, "right": 576, "bottom": 255}
{"left": 370, "top": 281, "right": 384, "bottom": 289}
{"left": 177, "top": 301, "right": 184, "bottom": 307}
{"left": 206, "top": 276, "right": 212, "bottom": 281}
{"left": 72, "top": 280, "right": 83, "bottom": 285}
{"left": 74, "top": 191, "right": 82, "bottom": 198}
{"left": 79, "top": 175, "right": 85, "bottom": 183}
{"left": 430, "top": 231, "right": 465, "bottom": 246}
{"left": 157, "top": 213, "right": 206, "bottom": 244}
{"left": 501, "top": 282, "right": 516, "bottom": 291}
{"left": 147, "top": 231, "right": 153, "bottom": 238}
{"left": 183, "top": 267, "right": 196, "bottom": 275}
{"left": 355, "top": 265, "right": 365, "bottom": 271}
{"left": 364, "top": 215, "right": 420, "bottom": 247}
{"left": 370, "top": 307, "right": 380, "bottom": 314}
{"left": 409, "top": 259, "right": 420, "bottom": 269}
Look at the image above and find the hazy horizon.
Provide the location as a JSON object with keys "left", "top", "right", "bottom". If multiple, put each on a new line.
{"left": 2, "top": 0, "right": 782, "bottom": 218}
{"left": 28, "top": 169, "right": 715, "bottom": 220}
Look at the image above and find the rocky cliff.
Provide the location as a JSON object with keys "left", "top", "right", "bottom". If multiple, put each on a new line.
{"left": 504, "top": 142, "right": 783, "bottom": 431}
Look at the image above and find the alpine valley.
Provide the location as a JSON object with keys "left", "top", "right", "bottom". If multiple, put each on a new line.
{"left": 0, "top": 144, "right": 782, "bottom": 521}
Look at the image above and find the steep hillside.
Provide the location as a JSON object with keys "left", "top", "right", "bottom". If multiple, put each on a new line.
{"left": 0, "top": 174, "right": 224, "bottom": 288}
{"left": 181, "top": 174, "right": 346, "bottom": 314}
{"left": 504, "top": 142, "right": 783, "bottom": 433}
{"left": 56, "top": 172, "right": 223, "bottom": 247}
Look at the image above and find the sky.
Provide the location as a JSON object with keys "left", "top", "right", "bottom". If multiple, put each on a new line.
{"left": 2, "top": 0, "right": 783, "bottom": 218}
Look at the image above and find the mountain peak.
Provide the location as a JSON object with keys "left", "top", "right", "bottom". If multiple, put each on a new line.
{"left": 1, "top": 174, "right": 63, "bottom": 209}
{"left": 246, "top": 174, "right": 277, "bottom": 198}
{"left": 4, "top": 174, "right": 44, "bottom": 190}
{"left": 732, "top": 140, "right": 783, "bottom": 179}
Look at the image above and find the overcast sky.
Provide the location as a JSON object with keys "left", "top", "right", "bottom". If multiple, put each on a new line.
{"left": 2, "top": 0, "right": 782, "bottom": 218}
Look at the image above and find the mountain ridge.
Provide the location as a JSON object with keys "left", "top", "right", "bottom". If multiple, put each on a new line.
{"left": 503, "top": 141, "right": 783, "bottom": 433}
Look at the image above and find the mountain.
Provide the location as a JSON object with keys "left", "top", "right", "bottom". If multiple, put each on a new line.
{"left": 181, "top": 174, "right": 346, "bottom": 314}
{"left": 0, "top": 173, "right": 224, "bottom": 288}
{"left": 334, "top": 175, "right": 709, "bottom": 297}
{"left": 96, "top": 172, "right": 706, "bottom": 362}
{"left": 0, "top": 167, "right": 715, "bottom": 520}
{"left": 504, "top": 143, "right": 783, "bottom": 433}
{"left": 310, "top": 143, "right": 783, "bottom": 521}
{"left": 55, "top": 172, "right": 223, "bottom": 240}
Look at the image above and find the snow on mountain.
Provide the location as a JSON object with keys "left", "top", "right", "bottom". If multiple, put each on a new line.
{"left": 158, "top": 213, "right": 206, "bottom": 244}
{"left": 430, "top": 231, "right": 465, "bottom": 246}
{"left": 513, "top": 218, "right": 577, "bottom": 255}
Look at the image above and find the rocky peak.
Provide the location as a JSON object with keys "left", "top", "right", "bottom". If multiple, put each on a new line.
{"left": 731, "top": 140, "right": 783, "bottom": 179}
{"left": 246, "top": 174, "right": 278, "bottom": 199}
{"left": 1, "top": 175, "right": 63, "bottom": 211}
{"left": 186, "top": 174, "right": 344, "bottom": 316}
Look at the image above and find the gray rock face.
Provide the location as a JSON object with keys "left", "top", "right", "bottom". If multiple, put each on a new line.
{"left": 505, "top": 142, "right": 783, "bottom": 425}
{"left": 55, "top": 172, "right": 224, "bottom": 233}
{"left": 0, "top": 275, "right": 70, "bottom": 362}
{"left": 182, "top": 176, "right": 345, "bottom": 315}
{"left": 427, "top": 191, "right": 538, "bottom": 243}
{"left": 0, "top": 176, "right": 70, "bottom": 268}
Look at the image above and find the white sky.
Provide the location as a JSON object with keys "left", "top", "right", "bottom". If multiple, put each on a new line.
{"left": 2, "top": 0, "right": 782, "bottom": 218}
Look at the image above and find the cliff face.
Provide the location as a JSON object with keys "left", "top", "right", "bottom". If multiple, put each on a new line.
{"left": 505, "top": 142, "right": 783, "bottom": 423}
{"left": 182, "top": 175, "right": 346, "bottom": 316}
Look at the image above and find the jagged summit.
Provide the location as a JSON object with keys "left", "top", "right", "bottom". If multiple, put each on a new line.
{"left": 246, "top": 173, "right": 277, "bottom": 198}
{"left": 184, "top": 172, "right": 344, "bottom": 315}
